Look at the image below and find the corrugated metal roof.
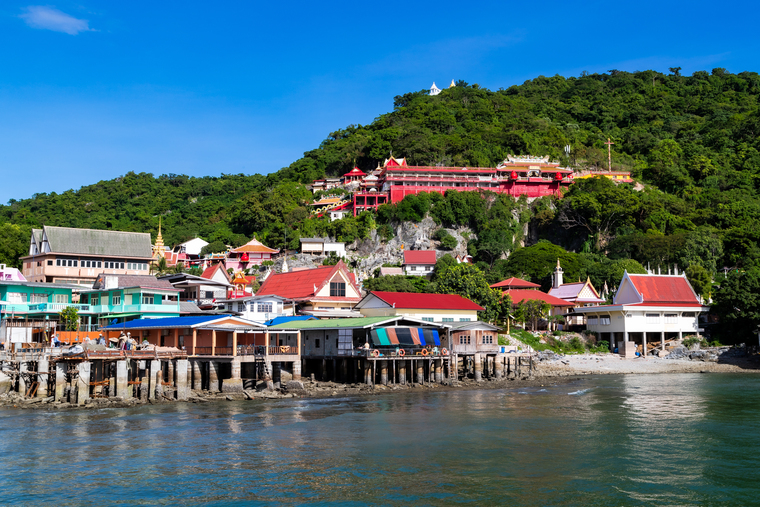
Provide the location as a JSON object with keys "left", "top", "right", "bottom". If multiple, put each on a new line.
{"left": 366, "top": 291, "right": 484, "bottom": 311}
{"left": 270, "top": 316, "right": 397, "bottom": 329}
{"left": 628, "top": 274, "right": 699, "bottom": 304}
{"left": 490, "top": 277, "right": 540, "bottom": 289}
{"left": 43, "top": 226, "right": 153, "bottom": 258}
{"left": 92, "top": 274, "right": 177, "bottom": 291}
{"left": 403, "top": 250, "right": 437, "bottom": 265}
{"left": 504, "top": 289, "right": 574, "bottom": 306}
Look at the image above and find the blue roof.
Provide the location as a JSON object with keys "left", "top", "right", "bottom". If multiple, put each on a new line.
{"left": 264, "top": 315, "right": 318, "bottom": 327}
{"left": 101, "top": 315, "right": 223, "bottom": 330}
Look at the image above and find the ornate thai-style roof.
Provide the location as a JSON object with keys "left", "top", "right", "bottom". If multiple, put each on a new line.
{"left": 230, "top": 238, "right": 279, "bottom": 254}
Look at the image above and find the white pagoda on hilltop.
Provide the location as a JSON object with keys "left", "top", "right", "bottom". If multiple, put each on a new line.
{"left": 429, "top": 82, "right": 441, "bottom": 96}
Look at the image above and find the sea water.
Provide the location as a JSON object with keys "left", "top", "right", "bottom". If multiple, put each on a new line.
{"left": 1, "top": 373, "right": 759, "bottom": 506}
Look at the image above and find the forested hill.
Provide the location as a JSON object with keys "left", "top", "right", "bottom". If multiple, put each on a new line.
{"left": 2, "top": 69, "right": 760, "bottom": 285}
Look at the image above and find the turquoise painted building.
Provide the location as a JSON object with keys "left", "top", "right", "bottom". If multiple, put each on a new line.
{"left": 0, "top": 280, "right": 85, "bottom": 320}
{"left": 80, "top": 274, "right": 181, "bottom": 326}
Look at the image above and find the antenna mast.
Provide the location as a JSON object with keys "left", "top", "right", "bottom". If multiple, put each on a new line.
{"left": 605, "top": 138, "right": 615, "bottom": 171}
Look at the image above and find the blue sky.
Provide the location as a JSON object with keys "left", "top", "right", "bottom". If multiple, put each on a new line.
{"left": 0, "top": 1, "right": 757, "bottom": 204}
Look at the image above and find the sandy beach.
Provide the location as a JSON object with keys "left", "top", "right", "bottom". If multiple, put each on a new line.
{"left": 534, "top": 353, "right": 760, "bottom": 376}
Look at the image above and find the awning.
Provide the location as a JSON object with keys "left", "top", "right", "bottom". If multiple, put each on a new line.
{"left": 370, "top": 327, "right": 440, "bottom": 347}
{"left": 99, "top": 313, "right": 142, "bottom": 319}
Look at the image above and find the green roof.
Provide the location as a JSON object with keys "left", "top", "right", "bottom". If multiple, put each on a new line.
{"left": 270, "top": 316, "right": 398, "bottom": 330}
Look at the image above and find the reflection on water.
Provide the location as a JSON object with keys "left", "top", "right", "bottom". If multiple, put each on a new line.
{"left": 1, "top": 374, "right": 759, "bottom": 505}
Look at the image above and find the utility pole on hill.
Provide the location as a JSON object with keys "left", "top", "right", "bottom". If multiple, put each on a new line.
{"left": 605, "top": 138, "right": 615, "bottom": 171}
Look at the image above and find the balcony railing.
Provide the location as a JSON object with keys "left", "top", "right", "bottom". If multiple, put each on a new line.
{"left": 191, "top": 345, "right": 298, "bottom": 356}
{"left": 28, "top": 303, "right": 91, "bottom": 312}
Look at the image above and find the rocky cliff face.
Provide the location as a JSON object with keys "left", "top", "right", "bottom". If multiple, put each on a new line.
{"left": 263, "top": 217, "right": 476, "bottom": 285}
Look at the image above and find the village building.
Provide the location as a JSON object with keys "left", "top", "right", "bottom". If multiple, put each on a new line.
{"left": 256, "top": 260, "right": 362, "bottom": 317}
{"left": 571, "top": 272, "right": 708, "bottom": 357}
{"left": 159, "top": 269, "right": 233, "bottom": 307}
{"left": 0, "top": 276, "right": 86, "bottom": 346}
{"left": 403, "top": 250, "right": 437, "bottom": 276}
{"left": 354, "top": 291, "right": 483, "bottom": 323}
{"left": 101, "top": 314, "right": 302, "bottom": 392}
{"left": 268, "top": 315, "right": 453, "bottom": 385}
{"left": 225, "top": 238, "right": 279, "bottom": 272}
{"left": 217, "top": 294, "right": 293, "bottom": 323}
{"left": 81, "top": 274, "right": 182, "bottom": 327}
{"left": 546, "top": 260, "right": 605, "bottom": 327}
{"left": 21, "top": 226, "right": 153, "bottom": 286}
{"left": 300, "top": 238, "right": 347, "bottom": 257}
{"left": 502, "top": 288, "right": 574, "bottom": 329}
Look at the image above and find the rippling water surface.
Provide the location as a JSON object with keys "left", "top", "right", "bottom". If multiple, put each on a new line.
{"left": 2, "top": 373, "right": 759, "bottom": 506}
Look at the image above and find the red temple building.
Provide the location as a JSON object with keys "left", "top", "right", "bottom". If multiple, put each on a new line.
{"left": 343, "top": 155, "right": 575, "bottom": 216}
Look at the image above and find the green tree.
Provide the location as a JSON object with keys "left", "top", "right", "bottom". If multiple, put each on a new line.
{"left": 59, "top": 306, "right": 80, "bottom": 331}
{"left": 712, "top": 269, "right": 760, "bottom": 344}
{"left": 200, "top": 241, "right": 227, "bottom": 256}
{"left": 518, "top": 300, "right": 550, "bottom": 331}
{"left": 685, "top": 264, "right": 712, "bottom": 301}
{"left": 432, "top": 263, "right": 502, "bottom": 322}
{"left": 364, "top": 275, "right": 420, "bottom": 293}
{"left": 558, "top": 177, "right": 640, "bottom": 250}
{"left": 0, "top": 223, "right": 30, "bottom": 269}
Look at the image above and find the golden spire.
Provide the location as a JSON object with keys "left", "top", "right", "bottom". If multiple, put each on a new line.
{"left": 153, "top": 217, "right": 165, "bottom": 258}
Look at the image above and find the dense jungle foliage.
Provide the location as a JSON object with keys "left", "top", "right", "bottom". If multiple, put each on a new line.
{"left": 2, "top": 68, "right": 760, "bottom": 336}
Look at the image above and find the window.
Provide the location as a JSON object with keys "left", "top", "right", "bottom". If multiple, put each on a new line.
{"left": 646, "top": 313, "right": 660, "bottom": 324}
{"left": 47, "top": 260, "right": 53, "bottom": 266}
{"left": 483, "top": 335, "right": 493, "bottom": 344}
{"left": 600, "top": 315, "right": 611, "bottom": 325}
{"left": 682, "top": 312, "right": 695, "bottom": 317}
{"left": 467, "top": 337, "right": 471, "bottom": 344}
{"left": 68, "top": 260, "right": 73, "bottom": 267}
{"left": 587, "top": 317, "right": 598, "bottom": 326}
{"left": 54, "top": 294, "right": 68, "bottom": 304}
{"left": 459, "top": 318, "right": 471, "bottom": 322}
{"left": 112, "top": 293, "right": 121, "bottom": 305}
{"left": 204, "top": 291, "right": 214, "bottom": 299}
{"left": 56, "top": 259, "right": 61, "bottom": 266}
{"left": 664, "top": 314, "right": 677, "bottom": 324}
{"left": 459, "top": 336, "right": 466, "bottom": 344}
{"left": 97, "top": 261, "right": 102, "bottom": 268}
{"left": 237, "top": 302, "right": 244, "bottom": 313}
{"left": 315, "top": 339, "right": 321, "bottom": 348}
{"left": 6, "top": 292, "right": 27, "bottom": 303}
{"left": 102, "top": 294, "right": 110, "bottom": 305}
{"left": 142, "top": 294, "right": 154, "bottom": 305}
{"left": 120, "top": 262, "right": 124, "bottom": 269}
{"left": 72, "top": 260, "right": 78, "bottom": 267}
{"left": 422, "top": 317, "right": 434, "bottom": 322}
{"left": 330, "top": 282, "right": 346, "bottom": 297}
{"left": 91, "top": 296, "right": 99, "bottom": 306}
{"left": 31, "top": 293, "right": 49, "bottom": 303}
{"left": 257, "top": 303, "right": 273, "bottom": 313}
{"left": 442, "top": 318, "right": 454, "bottom": 322}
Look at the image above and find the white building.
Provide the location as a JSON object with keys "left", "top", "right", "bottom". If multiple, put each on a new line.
{"left": 218, "top": 294, "right": 292, "bottom": 324}
{"left": 354, "top": 291, "right": 483, "bottom": 324}
{"left": 174, "top": 238, "right": 209, "bottom": 257}
{"left": 402, "top": 250, "right": 436, "bottom": 276}
{"left": 299, "top": 238, "right": 346, "bottom": 258}
{"left": 572, "top": 271, "right": 708, "bottom": 356}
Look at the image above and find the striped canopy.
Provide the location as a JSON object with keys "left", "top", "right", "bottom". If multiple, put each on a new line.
{"left": 370, "top": 327, "right": 440, "bottom": 347}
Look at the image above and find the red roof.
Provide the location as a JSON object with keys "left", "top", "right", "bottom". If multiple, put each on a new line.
{"left": 504, "top": 289, "right": 574, "bottom": 307}
{"left": 368, "top": 291, "right": 484, "bottom": 311}
{"left": 628, "top": 274, "right": 699, "bottom": 304}
{"left": 201, "top": 263, "right": 229, "bottom": 282}
{"left": 491, "top": 277, "right": 540, "bottom": 289}
{"left": 257, "top": 261, "right": 357, "bottom": 301}
{"left": 345, "top": 167, "right": 367, "bottom": 177}
{"left": 403, "top": 250, "right": 437, "bottom": 265}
